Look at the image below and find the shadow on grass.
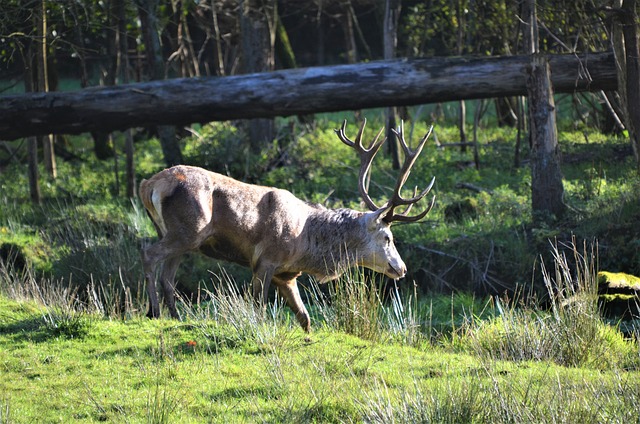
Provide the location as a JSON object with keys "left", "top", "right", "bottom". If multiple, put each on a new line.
{"left": 0, "top": 311, "right": 91, "bottom": 342}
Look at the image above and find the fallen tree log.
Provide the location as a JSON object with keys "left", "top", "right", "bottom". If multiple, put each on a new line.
{"left": 0, "top": 52, "right": 616, "bottom": 140}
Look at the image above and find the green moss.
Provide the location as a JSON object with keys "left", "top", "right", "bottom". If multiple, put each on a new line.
{"left": 597, "top": 271, "right": 640, "bottom": 290}
{"left": 0, "top": 233, "right": 56, "bottom": 274}
{"left": 599, "top": 293, "right": 637, "bottom": 302}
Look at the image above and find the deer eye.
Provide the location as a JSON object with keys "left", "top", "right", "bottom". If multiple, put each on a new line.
{"left": 384, "top": 235, "right": 391, "bottom": 246}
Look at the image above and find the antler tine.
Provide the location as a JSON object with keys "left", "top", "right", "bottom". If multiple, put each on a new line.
{"left": 385, "top": 121, "right": 436, "bottom": 223}
{"left": 335, "top": 119, "right": 355, "bottom": 147}
{"left": 335, "top": 119, "right": 386, "bottom": 211}
{"left": 389, "top": 178, "right": 436, "bottom": 222}
{"left": 391, "top": 192, "right": 437, "bottom": 223}
{"left": 391, "top": 122, "right": 434, "bottom": 195}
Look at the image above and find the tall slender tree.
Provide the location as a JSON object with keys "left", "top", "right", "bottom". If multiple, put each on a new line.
{"left": 524, "top": 0, "right": 565, "bottom": 219}
{"left": 136, "top": 0, "right": 183, "bottom": 166}
{"left": 240, "top": 0, "right": 276, "bottom": 154}
{"left": 613, "top": 0, "right": 640, "bottom": 170}
{"left": 383, "top": 0, "right": 401, "bottom": 169}
{"left": 112, "top": 0, "right": 137, "bottom": 198}
{"left": 37, "top": 0, "right": 56, "bottom": 178}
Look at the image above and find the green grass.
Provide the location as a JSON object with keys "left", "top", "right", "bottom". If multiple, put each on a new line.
{"left": 1, "top": 234, "right": 639, "bottom": 422}
{"left": 0, "top": 261, "right": 639, "bottom": 423}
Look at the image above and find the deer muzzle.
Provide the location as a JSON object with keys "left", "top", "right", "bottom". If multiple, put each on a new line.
{"left": 387, "top": 260, "right": 407, "bottom": 280}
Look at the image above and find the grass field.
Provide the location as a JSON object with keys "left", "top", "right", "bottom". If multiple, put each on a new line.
{"left": 1, "top": 237, "right": 639, "bottom": 423}
{"left": 1, "top": 113, "right": 640, "bottom": 422}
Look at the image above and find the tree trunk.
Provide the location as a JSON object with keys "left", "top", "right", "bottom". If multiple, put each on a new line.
{"left": 524, "top": 0, "right": 565, "bottom": 220}
{"left": 37, "top": 0, "right": 56, "bottom": 178}
{"left": 71, "top": 0, "right": 90, "bottom": 88}
{"left": 472, "top": 99, "right": 485, "bottom": 169}
{"left": 316, "top": 0, "right": 325, "bottom": 66}
{"left": 456, "top": 0, "right": 467, "bottom": 154}
{"left": 495, "top": 97, "right": 518, "bottom": 127}
{"left": 383, "top": 0, "right": 400, "bottom": 169}
{"left": 240, "top": 0, "right": 275, "bottom": 153}
{"left": 459, "top": 100, "right": 467, "bottom": 153}
{"left": 22, "top": 26, "right": 40, "bottom": 203}
{"left": 92, "top": 132, "right": 114, "bottom": 160}
{"left": 136, "top": 0, "right": 183, "bottom": 166}
{"left": 342, "top": 0, "right": 357, "bottom": 64}
{"left": 125, "top": 130, "right": 136, "bottom": 199}
{"left": 620, "top": 0, "right": 640, "bottom": 169}
{"left": 27, "top": 137, "right": 40, "bottom": 204}
{"left": 210, "top": 0, "right": 226, "bottom": 76}
{"left": 114, "top": 0, "right": 136, "bottom": 198}
{"left": 514, "top": 96, "right": 526, "bottom": 168}
{"left": 527, "top": 54, "right": 565, "bottom": 219}
{"left": 0, "top": 52, "right": 617, "bottom": 141}
{"left": 275, "top": 12, "right": 297, "bottom": 69}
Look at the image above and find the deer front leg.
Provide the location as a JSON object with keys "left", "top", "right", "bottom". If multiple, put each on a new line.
{"left": 274, "top": 277, "right": 311, "bottom": 333}
{"left": 251, "top": 265, "right": 274, "bottom": 307}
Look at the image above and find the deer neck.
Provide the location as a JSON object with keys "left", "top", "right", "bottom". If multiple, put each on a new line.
{"left": 300, "top": 207, "right": 367, "bottom": 279}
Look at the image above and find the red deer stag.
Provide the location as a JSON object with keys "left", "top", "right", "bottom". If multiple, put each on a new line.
{"left": 139, "top": 119, "right": 435, "bottom": 332}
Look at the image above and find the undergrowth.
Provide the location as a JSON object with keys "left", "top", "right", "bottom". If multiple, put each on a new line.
{"left": 461, "top": 238, "right": 637, "bottom": 369}
{"left": 2, "top": 117, "right": 639, "bottom": 296}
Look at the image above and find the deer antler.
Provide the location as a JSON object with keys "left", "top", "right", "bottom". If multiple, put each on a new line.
{"left": 335, "top": 119, "right": 386, "bottom": 211}
{"left": 386, "top": 121, "right": 436, "bottom": 223}
{"left": 335, "top": 119, "right": 436, "bottom": 223}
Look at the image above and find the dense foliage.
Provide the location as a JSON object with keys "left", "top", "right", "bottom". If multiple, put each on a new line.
{"left": 0, "top": 0, "right": 615, "bottom": 84}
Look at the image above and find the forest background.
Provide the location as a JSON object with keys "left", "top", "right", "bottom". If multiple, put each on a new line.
{"left": 2, "top": 1, "right": 640, "bottom": 422}
{"left": 0, "top": 0, "right": 639, "bottom": 311}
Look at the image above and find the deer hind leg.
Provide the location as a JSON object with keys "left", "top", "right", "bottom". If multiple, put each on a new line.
{"left": 142, "top": 239, "right": 187, "bottom": 319}
{"left": 159, "top": 256, "right": 182, "bottom": 319}
{"left": 142, "top": 245, "right": 162, "bottom": 318}
{"left": 274, "top": 277, "right": 311, "bottom": 333}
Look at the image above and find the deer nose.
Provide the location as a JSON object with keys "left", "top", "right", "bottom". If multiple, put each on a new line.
{"left": 398, "top": 264, "right": 407, "bottom": 279}
{"left": 388, "top": 261, "right": 406, "bottom": 279}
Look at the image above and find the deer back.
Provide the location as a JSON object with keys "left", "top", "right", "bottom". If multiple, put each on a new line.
{"left": 140, "top": 165, "right": 315, "bottom": 269}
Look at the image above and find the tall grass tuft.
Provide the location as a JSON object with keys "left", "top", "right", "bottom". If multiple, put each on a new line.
{"left": 360, "top": 374, "right": 489, "bottom": 423}
{"left": 360, "top": 360, "right": 640, "bottom": 423}
{"left": 465, "top": 237, "right": 638, "bottom": 369}
{"left": 3, "top": 266, "right": 92, "bottom": 338}
{"left": 383, "top": 281, "right": 427, "bottom": 346}
{"left": 0, "top": 398, "right": 9, "bottom": 424}
{"left": 145, "top": 373, "right": 180, "bottom": 424}
{"left": 310, "top": 268, "right": 386, "bottom": 341}
{"left": 182, "top": 268, "right": 296, "bottom": 352}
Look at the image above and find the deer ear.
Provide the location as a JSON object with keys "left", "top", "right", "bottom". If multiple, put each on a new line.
{"left": 367, "top": 203, "right": 393, "bottom": 226}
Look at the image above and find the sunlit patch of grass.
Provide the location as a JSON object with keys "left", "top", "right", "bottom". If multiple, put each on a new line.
{"left": 1, "top": 236, "right": 640, "bottom": 422}
{"left": 460, "top": 238, "right": 638, "bottom": 370}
